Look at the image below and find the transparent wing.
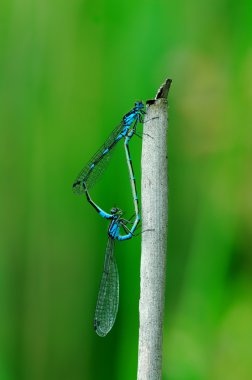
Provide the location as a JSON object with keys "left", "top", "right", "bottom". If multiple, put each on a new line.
{"left": 94, "top": 237, "right": 119, "bottom": 337}
{"left": 73, "top": 121, "right": 124, "bottom": 194}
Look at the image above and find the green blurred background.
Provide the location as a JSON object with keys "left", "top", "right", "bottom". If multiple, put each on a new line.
{"left": 1, "top": 0, "right": 252, "bottom": 379}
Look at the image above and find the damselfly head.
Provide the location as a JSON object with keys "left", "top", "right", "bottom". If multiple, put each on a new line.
{"left": 134, "top": 101, "right": 144, "bottom": 110}
{"left": 110, "top": 207, "right": 122, "bottom": 215}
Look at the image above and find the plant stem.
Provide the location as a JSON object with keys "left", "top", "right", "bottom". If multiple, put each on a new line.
{"left": 137, "top": 79, "right": 172, "bottom": 380}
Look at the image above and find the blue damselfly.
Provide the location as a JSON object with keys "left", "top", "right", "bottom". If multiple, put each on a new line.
{"left": 84, "top": 183, "right": 140, "bottom": 336}
{"left": 73, "top": 101, "right": 145, "bottom": 194}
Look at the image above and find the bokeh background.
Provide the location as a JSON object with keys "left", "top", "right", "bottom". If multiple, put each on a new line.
{"left": 1, "top": 0, "right": 252, "bottom": 379}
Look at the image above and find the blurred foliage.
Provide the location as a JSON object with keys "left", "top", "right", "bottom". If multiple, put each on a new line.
{"left": 0, "top": 0, "right": 252, "bottom": 379}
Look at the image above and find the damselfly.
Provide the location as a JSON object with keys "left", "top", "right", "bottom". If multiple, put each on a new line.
{"left": 83, "top": 183, "right": 140, "bottom": 336}
{"left": 73, "top": 101, "right": 145, "bottom": 194}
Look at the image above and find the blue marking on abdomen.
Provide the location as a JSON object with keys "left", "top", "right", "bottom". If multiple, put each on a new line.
{"left": 99, "top": 210, "right": 111, "bottom": 219}
{"left": 120, "top": 126, "right": 130, "bottom": 137}
{"left": 102, "top": 148, "right": 109, "bottom": 155}
{"left": 115, "top": 133, "right": 123, "bottom": 142}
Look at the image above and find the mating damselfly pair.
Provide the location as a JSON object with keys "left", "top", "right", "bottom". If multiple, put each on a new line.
{"left": 73, "top": 101, "right": 145, "bottom": 337}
